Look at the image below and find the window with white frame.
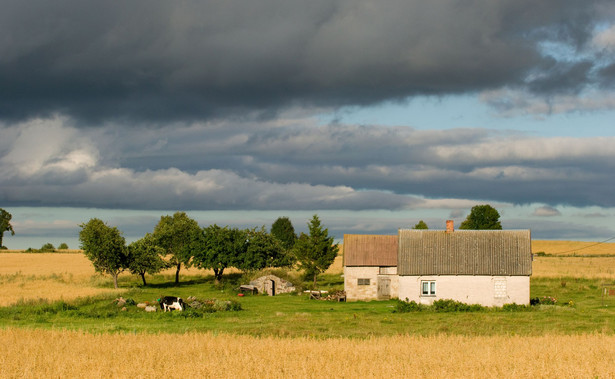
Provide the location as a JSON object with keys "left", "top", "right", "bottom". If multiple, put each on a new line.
{"left": 421, "top": 280, "right": 436, "bottom": 296}
{"left": 358, "top": 278, "right": 370, "bottom": 285}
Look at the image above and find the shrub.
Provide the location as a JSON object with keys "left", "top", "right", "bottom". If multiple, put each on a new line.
{"left": 539, "top": 296, "right": 557, "bottom": 305}
{"left": 530, "top": 296, "right": 557, "bottom": 306}
{"left": 393, "top": 299, "right": 425, "bottom": 313}
{"left": 432, "top": 299, "right": 485, "bottom": 312}
{"left": 58, "top": 243, "right": 69, "bottom": 250}
{"left": 502, "top": 303, "right": 529, "bottom": 312}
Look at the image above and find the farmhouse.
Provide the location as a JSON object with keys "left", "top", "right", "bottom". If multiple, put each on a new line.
{"left": 344, "top": 221, "right": 532, "bottom": 306}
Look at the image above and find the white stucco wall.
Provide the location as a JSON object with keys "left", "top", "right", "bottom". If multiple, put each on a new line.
{"left": 344, "top": 266, "right": 399, "bottom": 301}
{"left": 398, "top": 275, "right": 530, "bottom": 306}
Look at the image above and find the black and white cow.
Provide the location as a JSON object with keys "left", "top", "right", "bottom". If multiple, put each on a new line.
{"left": 158, "top": 296, "right": 184, "bottom": 312}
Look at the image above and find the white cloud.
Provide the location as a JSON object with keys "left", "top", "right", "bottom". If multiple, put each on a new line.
{"left": 533, "top": 206, "right": 562, "bottom": 217}
{"left": 593, "top": 24, "right": 615, "bottom": 51}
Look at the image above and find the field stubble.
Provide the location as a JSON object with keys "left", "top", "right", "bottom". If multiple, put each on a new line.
{"left": 1, "top": 328, "right": 614, "bottom": 378}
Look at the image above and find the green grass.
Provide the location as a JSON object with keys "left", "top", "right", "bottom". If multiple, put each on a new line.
{"left": 1, "top": 274, "right": 615, "bottom": 337}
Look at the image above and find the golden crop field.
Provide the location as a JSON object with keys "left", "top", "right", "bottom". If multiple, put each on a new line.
{"left": 532, "top": 240, "right": 615, "bottom": 256}
{"left": 532, "top": 257, "right": 615, "bottom": 278}
{"left": 1, "top": 328, "right": 614, "bottom": 378}
{"left": 0, "top": 253, "right": 212, "bottom": 305}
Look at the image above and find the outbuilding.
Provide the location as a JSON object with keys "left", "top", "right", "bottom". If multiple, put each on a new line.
{"left": 343, "top": 234, "right": 399, "bottom": 301}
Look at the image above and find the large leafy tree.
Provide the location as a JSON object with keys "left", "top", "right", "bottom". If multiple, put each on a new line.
{"left": 459, "top": 204, "right": 502, "bottom": 230}
{"left": 127, "top": 233, "right": 168, "bottom": 286}
{"left": 293, "top": 215, "right": 339, "bottom": 288}
{"left": 152, "top": 212, "right": 200, "bottom": 285}
{"left": 271, "top": 217, "right": 297, "bottom": 251}
{"left": 192, "top": 224, "right": 246, "bottom": 282}
{"left": 241, "top": 226, "right": 293, "bottom": 271}
{"left": 79, "top": 218, "right": 128, "bottom": 289}
{"left": 0, "top": 208, "right": 15, "bottom": 248}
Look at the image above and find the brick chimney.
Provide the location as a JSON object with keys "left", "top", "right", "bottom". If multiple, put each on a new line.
{"left": 446, "top": 220, "right": 454, "bottom": 233}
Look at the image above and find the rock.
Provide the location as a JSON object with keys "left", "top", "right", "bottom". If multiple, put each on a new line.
{"left": 121, "top": 307, "right": 127, "bottom": 312}
{"left": 145, "top": 306, "right": 157, "bottom": 312}
{"left": 136, "top": 303, "right": 147, "bottom": 309}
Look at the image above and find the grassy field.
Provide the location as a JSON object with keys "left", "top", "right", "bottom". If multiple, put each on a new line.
{"left": 3, "top": 242, "right": 615, "bottom": 377}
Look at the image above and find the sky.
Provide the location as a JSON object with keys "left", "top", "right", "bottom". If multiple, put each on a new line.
{"left": 2, "top": 0, "right": 615, "bottom": 249}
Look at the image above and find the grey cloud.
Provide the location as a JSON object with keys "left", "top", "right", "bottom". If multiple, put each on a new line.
{"left": 3, "top": 118, "right": 615, "bottom": 210}
{"left": 0, "top": 0, "right": 612, "bottom": 125}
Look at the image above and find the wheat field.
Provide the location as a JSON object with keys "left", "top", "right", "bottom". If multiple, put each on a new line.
{"left": 1, "top": 328, "right": 614, "bottom": 378}
{"left": 532, "top": 240, "right": 615, "bottom": 256}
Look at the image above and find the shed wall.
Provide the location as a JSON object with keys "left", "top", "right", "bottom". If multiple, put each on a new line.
{"left": 344, "top": 266, "right": 399, "bottom": 301}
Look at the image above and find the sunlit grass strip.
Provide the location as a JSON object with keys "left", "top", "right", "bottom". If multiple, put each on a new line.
{"left": 1, "top": 328, "right": 614, "bottom": 378}
{"left": 0, "top": 276, "right": 125, "bottom": 306}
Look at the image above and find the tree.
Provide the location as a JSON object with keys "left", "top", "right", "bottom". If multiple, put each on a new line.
{"left": 293, "top": 215, "right": 339, "bottom": 288}
{"left": 241, "top": 226, "right": 292, "bottom": 271}
{"left": 192, "top": 225, "right": 245, "bottom": 282}
{"left": 413, "top": 220, "right": 429, "bottom": 229}
{"left": 271, "top": 217, "right": 297, "bottom": 250}
{"left": 127, "top": 233, "right": 168, "bottom": 286}
{"left": 58, "top": 243, "right": 69, "bottom": 250}
{"left": 152, "top": 212, "right": 200, "bottom": 285}
{"left": 459, "top": 204, "right": 502, "bottom": 230}
{"left": 79, "top": 218, "right": 128, "bottom": 289}
{"left": 40, "top": 243, "right": 56, "bottom": 252}
{"left": 0, "top": 208, "right": 15, "bottom": 248}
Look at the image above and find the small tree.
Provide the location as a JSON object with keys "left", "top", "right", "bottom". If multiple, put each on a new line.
{"left": 293, "top": 215, "right": 339, "bottom": 288}
{"left": 152, "top": 212, "right": 200, "bottom": 285}
{"left": 271, "top": 217, "right": 297, "bottom": 251}
{"left": 127, "top": 233, "right": 168, "bottom": 286}
{"left": 459, "top": 204, "right": 502, "bottom": 230}
{"left": 413, "top": 220, "right": 429, "bottom": 229}
{"left": 58, "top": 243, "right": 69, "bottom": 250}
{"left": 0, "top": 208, "right": 15, "bottom": 248}
{"left": 79, "top": 218, "right": 128, "bottom": 289}
{"left": 192, "top": 224, "right": 245, "bottom": 282}
{"left": 40, "top": 243, "right": 56, "bottom": 252}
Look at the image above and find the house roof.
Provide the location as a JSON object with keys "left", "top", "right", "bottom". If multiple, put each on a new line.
{"left": 343, "top": 234, "right": 398, "bottom": 267}
{"left": 397, "top": 229, "right": 532, "bottom": 276}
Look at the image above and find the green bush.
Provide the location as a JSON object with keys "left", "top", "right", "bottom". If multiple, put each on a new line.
{"left": 432, "top": 299, "right": 485, "bottom": 312}
{"left": 393, "top": 299, "right": 425, "bottom": 313}
{"left": 58, "top": 243, "right": 69, "bottom": 250}
{"left": 502, "top": 303, "right": 530, "bottom": 312}
{"left": 40, "top": 243, "right": 56, "bottom": 252}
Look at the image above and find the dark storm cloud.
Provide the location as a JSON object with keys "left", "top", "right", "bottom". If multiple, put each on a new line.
{"left": 2, "top": 118, "right": 615, "bottom": 210}
{"left": 1, "top": 0, "right": 612, "bottom": 124}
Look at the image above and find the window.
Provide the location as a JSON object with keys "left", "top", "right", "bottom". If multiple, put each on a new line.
{"left": 421, "top": 281, "right": 436, "bottom": 296}
{"left": 358, "top": 278, "right": 370, "bottom": 285}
